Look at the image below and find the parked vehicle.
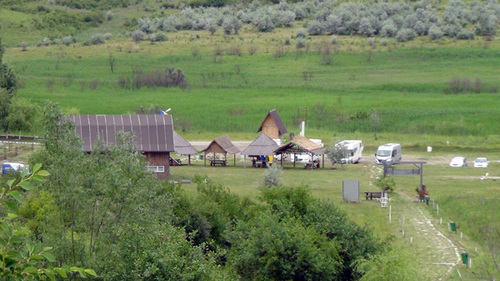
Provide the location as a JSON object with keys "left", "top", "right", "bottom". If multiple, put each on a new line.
{"left": 449, "top": 157, "right": 467, "bottom": 167}
{"left": 337, "top": 140, "right": 363, "bottom": 164}
{"left": 2, "top": 162, "right": 26, "bottom": 174}
{"left": 375, "top": 143, "right": 402, "bottom": 164}
{"left": 473, "top": 157, "right": 489, "bottom": 168}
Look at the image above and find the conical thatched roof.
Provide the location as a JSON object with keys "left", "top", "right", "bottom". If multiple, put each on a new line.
{"left": 241, "top": 133, "right": 279, "bottom": 156}
{"left": 174, "top": 131, "right": 197, "bottom": 155}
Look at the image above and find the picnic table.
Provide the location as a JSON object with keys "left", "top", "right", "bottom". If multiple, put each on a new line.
{"left": 210, "top": 159, "right": 226, "bottom": 166}
{"left": 252, "top": 159, "right": 269, "bottom": 168}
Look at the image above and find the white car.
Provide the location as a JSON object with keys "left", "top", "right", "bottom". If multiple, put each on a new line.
{"left": 473, "top": 157, "right": 489, "bottom": 168}
{"left": 449, "top": 157, "right": 467, "bottom": 167}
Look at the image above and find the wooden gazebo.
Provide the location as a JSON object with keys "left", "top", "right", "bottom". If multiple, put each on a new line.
{"left": 201, "top": 135, "right": 240, "bottom": 167}
{"left": 241, "top": 133, "right": 279, "bottom": 168}
{"left": 173, "top": 131, "right": 198, "bottom": 165}
{"left": 257, "top": 109, "right": 287, "bottom": 140}
{"left": 274, "top": 135, "right": 325, "bottom": 169}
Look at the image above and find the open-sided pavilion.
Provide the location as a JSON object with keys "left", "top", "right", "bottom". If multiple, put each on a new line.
{"left": 201, "top": 134, "right": 240, "bottom": 167}
{"left": 274, "top": 135, "right": 325, "bottom": 169}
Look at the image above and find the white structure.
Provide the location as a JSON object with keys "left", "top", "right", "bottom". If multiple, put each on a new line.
{"left": 337, "top": 140, "right": 364, "bottom": 164}
{"left": 380, "top": 192, "right": 390, "bottom": 208}
{"left": 375, "top": 143, "right": 402, "bottom": 164}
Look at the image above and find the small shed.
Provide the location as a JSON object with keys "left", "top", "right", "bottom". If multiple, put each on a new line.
{"left": 173, "top": 131, "right": 198, "bottom": 165}
{"left": 71, "top": 114, "right": 174, "bottom": 179}
{"left": 201, "top": 135, "right": 240, "bottom": 167}
{"left": 274, "top": 135, "right": 325, "bottom": 168}
{"left": 241, "top": 133, "right": 279, "bottom": 168}
{"left": 257, "top": 109, "right": 287, "bottom": 140}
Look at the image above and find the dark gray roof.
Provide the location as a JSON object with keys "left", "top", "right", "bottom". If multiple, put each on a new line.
{"left": 257, "top": 109, "right": 288, "bottom": 136}
{"left": 241, "top": 133, "right": 279, "bottom": 156}
{"left": 174, "top": 131, "right": 198, "bottom": 155}
{"left": 202, "top": 134, "right": 240, "bottom": 154}
{"left": 71, "top": 115, "right": 174, "bottom": 152}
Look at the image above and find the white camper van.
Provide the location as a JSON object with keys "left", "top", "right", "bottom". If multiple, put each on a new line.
{"left": 375, "top": 143, "right": 402, "bottom": 164}
{"left": 337, "top": 140, "right": 363, "bottom": 164}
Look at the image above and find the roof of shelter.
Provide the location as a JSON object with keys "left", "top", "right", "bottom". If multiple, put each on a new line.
{"left": 257, "top": 109, "right": 288, "bottom": 136}
{"left": 71, "top": 115, "right": 174, "bottom": 153}
{"left": 241, "top": 133, "right": 279, "bottom": 156}
{"left": 201, "top": 134, "right": 240, "bottom": 154}
{"left": 174, "top": 131, "right": 198, "bottom": 155}
{"left": 274, "top": 136, "right": 324, "bottom": 155}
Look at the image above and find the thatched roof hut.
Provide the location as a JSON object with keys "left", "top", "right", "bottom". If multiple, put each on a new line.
{"left": 201, "top": 135, "right": 240, "bottom": 167}
{"left": 173, "top": 131, "right": 197, "bottom": 165}
{"left": 241, "top": 133, "right": 279, "bottom": 157}
{"left": 274, "top": 135, "right": 325, "bottom": 168}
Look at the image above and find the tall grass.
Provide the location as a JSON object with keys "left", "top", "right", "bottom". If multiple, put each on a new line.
{"left": 6, "top": 41, "right": 500, "bottom": 140}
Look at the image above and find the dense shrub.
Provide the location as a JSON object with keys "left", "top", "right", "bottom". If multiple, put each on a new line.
{"left": 358, "top": 17, "right": 374, "bottom": 37}
{"left": 380, "top": 20, "right": 398, "bottom": 37}
{"left": 89, "top": 33, "right": 105, "bottom": 45}
{"left": 296, "top": 28, "right": 307, "bottom": 38}
{"left": 131, "top": 67, "right": 186, "bottom": 89}
{"left": 428, "top": 25, "right": 444, "bottom": 40}
{"left": 263, "top": 165, "right": 282, "bottom": 187}
{"left": 456, "top": 30, "right": 475, "bottom": 40}
{"left": 131, "top": 30, "right": 145, "bottom": 43}
{"left": 62, "top": 35, "right": 74, "bottom": 46}
{"left": 43, "top": 37, "right": 51, "bottom": 46}
{"left": 148, "top": 33, "right": 167, "bottom": 42}
{"left": 395, "top": 28, "right": 416, "bottom": 41}
{"left": 254, "top": 14, "right": 275, "bottom": 32}
{"left": 307, "top": 20, "right": 324, "bottom": 35}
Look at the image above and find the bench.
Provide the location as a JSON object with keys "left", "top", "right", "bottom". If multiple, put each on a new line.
{"left": 210, "top": 159, "right": 226, "bottom": 166}
{"left": 364, "top": 191, "right": 389, "bottom": 200}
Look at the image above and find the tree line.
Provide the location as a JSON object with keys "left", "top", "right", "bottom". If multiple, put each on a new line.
{"left": 0, "top": 101, "right": 393, "bottom": 280}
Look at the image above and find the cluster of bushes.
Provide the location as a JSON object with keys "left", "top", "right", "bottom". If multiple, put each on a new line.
{"left": 129, "top": 0, "right": 499, "bottom": 41}
{"left": 118, "top": 67, "right": 186, "bottom": 89}
{"left": 305, "top": 0, "right": 499, "bottom": 41}
{"left": 48, "top": 0, "right": 129, "bottom": 10}
{"left": 83, "top": 33, "right": 112, "bottom": 45}
{"left": 31, "top": 35, "right": 75, "bottom": 47}
{"left": 446, "top": 77, "right": 499, "bottom": 94}
{"left": 31, "top": 8, "right": 105, "bottom": 37}
{"left": 24, "top": 105, "right": 383, "bottom": 279}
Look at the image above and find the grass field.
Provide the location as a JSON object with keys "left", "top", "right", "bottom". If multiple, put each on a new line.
{"left": 1, "top": 0, "right": 500, "bottom": 278}
{"left": 4, "top": 33, "right": 500, "bottom": 143}
{"left": 168, "top": 153, "right": 500, "bottom": 280}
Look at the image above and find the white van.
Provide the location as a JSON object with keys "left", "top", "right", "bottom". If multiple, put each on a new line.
{"left": 337, "top": 140, "right": 363, "bottom": 164}
{"left": 375, "top": 143, "right": 402, "bottom": 164}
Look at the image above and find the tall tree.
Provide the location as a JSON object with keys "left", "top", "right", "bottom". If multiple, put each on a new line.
{"left": 0, "top": 39, "right": 17, "bottom": 96}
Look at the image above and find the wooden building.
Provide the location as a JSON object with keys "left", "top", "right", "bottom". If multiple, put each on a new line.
{"left": 257, "top": 109, "right": 287, "bottom": 140}
{"left": 71, "top": 114, "right": 175, "bottom": 179}
{"left": 201, "top": 135, "right": 240, "bottom": 167}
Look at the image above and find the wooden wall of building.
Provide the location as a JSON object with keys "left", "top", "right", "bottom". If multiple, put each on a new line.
{"left": 145, "top": 152, "right": 170, "bottom": 179}
{"left": 261, "top": 116, "right": 279, "bottom": 139}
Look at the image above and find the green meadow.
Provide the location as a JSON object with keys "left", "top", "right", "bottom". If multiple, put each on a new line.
{"left": 4, "top": 30, "right": 500, "bottom": 145}
{"left": 2, "top": 0, "right": 500, "bottom": 278}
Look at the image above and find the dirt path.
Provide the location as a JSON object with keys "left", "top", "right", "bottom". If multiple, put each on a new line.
{"left": 396, "top": 191, "right": 461, "bottom": 280}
